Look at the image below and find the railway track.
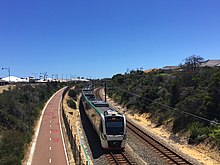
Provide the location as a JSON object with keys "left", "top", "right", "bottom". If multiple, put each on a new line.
{"left": 127, "top": 121, "right": 193, "bottom": 164}
{"left": 94, "top": 88, "right": 135, "bottom": 164}
{"left": 95, "top": 87, "right": 194, "bottom": 165}
{"left": 106, "top": 151, "right": 135, "bottom": 165}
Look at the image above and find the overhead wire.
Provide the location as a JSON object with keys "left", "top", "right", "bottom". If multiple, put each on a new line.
{"left": 109, "top": 86, "right": 220, "bottom": 125}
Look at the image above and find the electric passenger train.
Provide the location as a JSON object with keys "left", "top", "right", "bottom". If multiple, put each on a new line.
{"left": 81, "top": 87, "right": 126, "bottom": 150}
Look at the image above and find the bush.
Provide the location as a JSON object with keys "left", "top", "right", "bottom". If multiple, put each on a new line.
{"left": 188, "top": 122, "right": 211, "bottom": 144}
{"left": 107, "top": 65, "right": 220, "bottom": 148}
{"left": 68, "top": 89, "right": 77, "bottom": 100}
{"left": 67, "top": 99, "right": 77, "bottom": 109}
{"left": 209, "top": 125, "right": 220, "bottom": 146}
{"left": 0, "top": 82, "right": 64, "bottom": 165}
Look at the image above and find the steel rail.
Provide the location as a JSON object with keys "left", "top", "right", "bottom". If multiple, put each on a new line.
{"left": 95, "top": 87, "right": 194, "bottom": 165}
{"left": 127, "top": 121, "right": 193, "bottom": 164}
{"left": 106, "top": 152, "right": 134, "bottom": 165}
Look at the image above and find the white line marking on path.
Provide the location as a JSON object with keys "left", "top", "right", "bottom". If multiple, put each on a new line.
{"left": 58, "top": 89, "right": 69, "bottom": 165}
{"left": 26, "top": 88, "right": 64, "bottom": 165}
{"left": 50, "top": 138, "right": 51, "bottom": 141}
{"left": 49, "top": 147, "right": 52, "bottom": 151}
{"left": 50, "top": 130, "right": 51, "bottom": 134}
{"left": 49, "top": 158, "right": 52, "bottom": 163}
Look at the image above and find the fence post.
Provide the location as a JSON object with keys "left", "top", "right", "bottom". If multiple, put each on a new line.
{"left": 74, "top": 134, "right": 76, "bottom": 163}
{"left": 79, "top": 145, "right": 81, "bottom": 165}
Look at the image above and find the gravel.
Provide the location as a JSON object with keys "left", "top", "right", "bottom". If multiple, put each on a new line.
{"left": 126, "top": 129, "right": 167, "bottom": 165}
{"left": 127, "top": 117, "right": 203, "bottom": 165}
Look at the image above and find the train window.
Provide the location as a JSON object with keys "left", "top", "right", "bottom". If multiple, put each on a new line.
{"left": 105, "top": 117, "right": 124, "bottom": 135}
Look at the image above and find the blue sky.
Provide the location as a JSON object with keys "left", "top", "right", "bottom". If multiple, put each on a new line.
{"left": 0, "top": 0, "right": 220, "bottom": 79}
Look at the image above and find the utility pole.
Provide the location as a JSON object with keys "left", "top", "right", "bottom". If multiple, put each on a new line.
{"left": 104, "top": 82, "right": 107, "bottom": 102}
{"left": 2, "top": 67, "right": 10, "bottom": 83}
{"left": 32, "top": 73, "right": 37, "bottom": 79}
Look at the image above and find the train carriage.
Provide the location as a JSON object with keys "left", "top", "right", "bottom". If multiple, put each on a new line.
{"left": 81, "top": 87, "right": 126, "bottom": 150}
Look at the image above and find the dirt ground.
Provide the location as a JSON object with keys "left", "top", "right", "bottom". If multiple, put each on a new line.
{"left": 105, "top": 95, "right": 220, "bottom": 165}
{"left": 0, "top": 85, "right": 15, "bottom": 93}
{"left": 62, "top": 90, "right": 93, "bottom": 165}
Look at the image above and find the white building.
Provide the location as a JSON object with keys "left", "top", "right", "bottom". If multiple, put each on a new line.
{"left": 200, "top": 60, "right": 220, "bottom": 67}
{"left": 1, "top": 76, "right": 28, "bottom": 82}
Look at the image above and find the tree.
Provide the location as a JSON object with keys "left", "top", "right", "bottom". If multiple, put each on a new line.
{"left": 182, "top": 55, "right": 204, "bottom": 71}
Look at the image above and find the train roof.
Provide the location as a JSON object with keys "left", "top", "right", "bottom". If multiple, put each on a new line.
{"left": 94, "top": 102, "right": 123, "bottom": 117}
{"left": 82, "top": 88, "right": 123, "bottom": 117}
{"left": 82, "top": 85, "right": 93, "bottom": 91}
{"left": 92, "top": 100, "right": 109, "bottom": 107}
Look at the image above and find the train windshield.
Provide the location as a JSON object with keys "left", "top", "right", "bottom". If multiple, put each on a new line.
{"left": 105, "top": 117, "right": 124, "bottom": 135}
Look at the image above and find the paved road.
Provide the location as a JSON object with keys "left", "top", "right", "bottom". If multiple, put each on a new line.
{"left": 31, "top": 88, "right": 68, "bottom": 165}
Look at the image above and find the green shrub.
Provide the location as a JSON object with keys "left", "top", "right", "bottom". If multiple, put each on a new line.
{"left": 68, "top": 89, "right": 77, "bottom": 100}
{"left": 0, "top": 82, "right": 64, "bottom": 164}
{"left": 209, "top": 126, "right": 220, "bottom": 146}
{"left": 188, "top": 122, "right": 211, "bottom": 144}
{"left": 107, "top": 64, "right": 220, "bottom": 148}
{"left": 67, "top": 99, "right": 77, "bottom": 109}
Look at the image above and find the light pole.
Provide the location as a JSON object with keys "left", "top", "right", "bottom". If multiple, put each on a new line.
{"left": 2, "top": 67, "right": 10, "bottom": 83}
{"left": 70, "top": 74, "right": 73, "bottom": 80}
{"left": 40, "top": 72, "right": 47, "bottom": 81}
{"left": 104, "top": 82, "right": 107, "bottom": 102}
{"left": 32, "top": 73, "right": 37, "bottom": 79}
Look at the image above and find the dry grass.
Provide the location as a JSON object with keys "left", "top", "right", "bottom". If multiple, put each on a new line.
{"left": 0, "top": 85, "right": 15, "bottom": 93}
{"left": 62, "top": 88, "right": 93, "bottom": 164}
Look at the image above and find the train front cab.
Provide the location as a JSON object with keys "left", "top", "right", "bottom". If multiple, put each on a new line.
{"left": 100, "top": 114, "right": 126, "bottom": 150}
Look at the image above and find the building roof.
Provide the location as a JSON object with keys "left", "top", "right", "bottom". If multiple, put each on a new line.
{"left": 0, "top": 79, "right": 7, "bottom": 83}
{"left": 201, "top": 60, "right": 220, "bottom": 67}
{"left": 162, "top": 66, "right": 179, "bottom": 70}
{"left": 1, "top": 76, "right": 28, "bottom": 82}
